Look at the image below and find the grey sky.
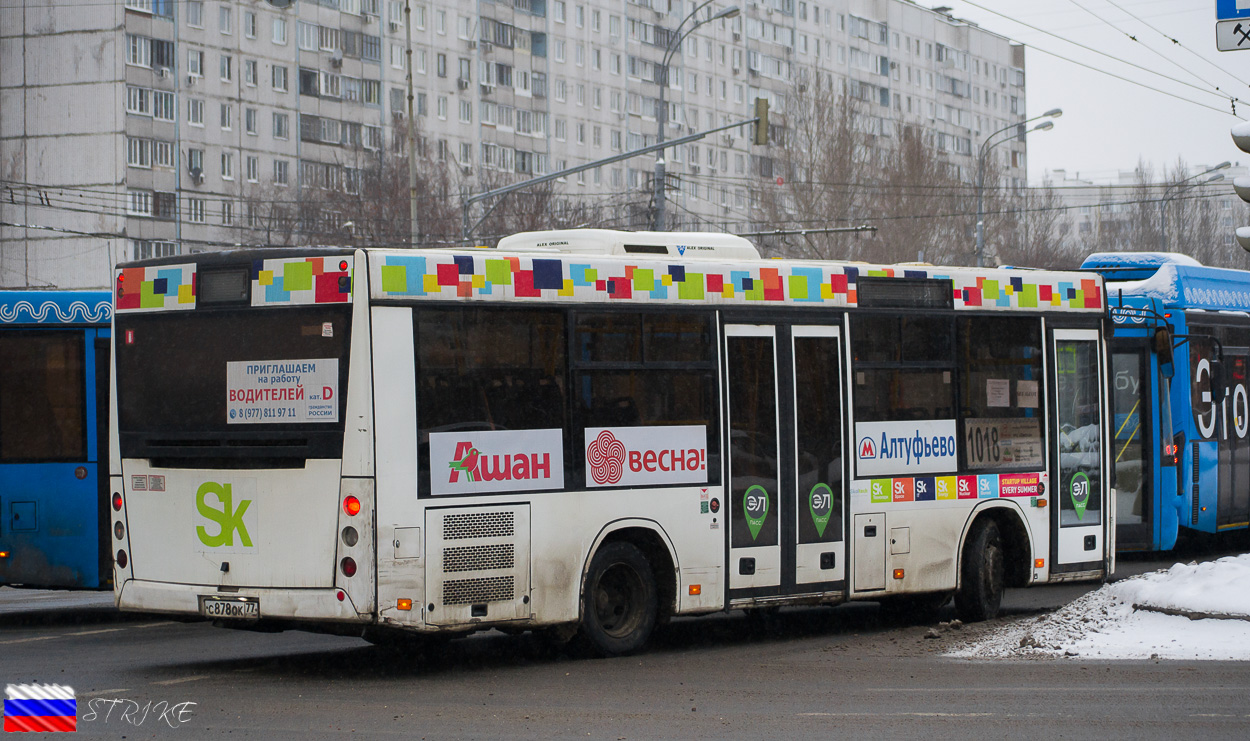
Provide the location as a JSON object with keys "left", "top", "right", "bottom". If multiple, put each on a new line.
{"left": 945, "top": 0, "right": 1246, "bottom": 182}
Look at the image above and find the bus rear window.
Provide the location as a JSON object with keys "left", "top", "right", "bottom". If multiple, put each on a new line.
{"left": 115, "top": 306, "right": 351, "bottom": 461}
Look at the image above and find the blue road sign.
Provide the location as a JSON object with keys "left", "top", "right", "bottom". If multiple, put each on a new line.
{"left": 1217, "top": 1, "right": 1250, "bottom": 21}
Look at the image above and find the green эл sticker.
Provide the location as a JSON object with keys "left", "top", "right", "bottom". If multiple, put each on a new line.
{"left": 743, "top": 485, "right": 769, "bottom": 540}
{"left": 1069, "top": 471, "right": 1091, "bottom": 520}
{"left": 809, "top": 483, "right": 834, "bottom": 537}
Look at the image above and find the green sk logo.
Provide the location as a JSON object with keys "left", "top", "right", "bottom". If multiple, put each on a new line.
{"left": 743, "top": 485, "right": 769, "bottom": 541}
{"left": 809, "top": 483, "right": 834, "bottom": 538}
{"left": 196, "top": 482, "right": 253, "bottom": 547}
{"left": 1069, "top": 472, "right": 1091, "bottom": 520}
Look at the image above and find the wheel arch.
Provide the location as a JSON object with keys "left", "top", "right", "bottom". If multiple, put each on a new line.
{"left": 580, "top": 519, "right": 680, "bottom": 622}
{"left": 957, "top": 502, "right": 1035, "bottom": 590}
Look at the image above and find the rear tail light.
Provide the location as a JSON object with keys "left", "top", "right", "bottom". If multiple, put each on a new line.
{"left": 116, "top": 550, "right": 128, "bottom": 569}
{"left": 1162, "top": 443, "right": 1180, "bottom": 467}
{"left": 112, "top": 492, "right": 123, "bottom": 511}
{"left": 340, "top": 557, "right": 357, "bottom": 577}
{"left": 343, "top": 496, "right": 361, "bottom": 516}
{"left": 113, "top": 522, "right": 125, "bottom": 540}
{"left": 341, "top": 526, "right": 359, "bottom": 547}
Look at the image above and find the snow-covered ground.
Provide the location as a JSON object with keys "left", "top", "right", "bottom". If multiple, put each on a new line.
{"left": 949, "top": 554, "right": 1250, "bottom": 660}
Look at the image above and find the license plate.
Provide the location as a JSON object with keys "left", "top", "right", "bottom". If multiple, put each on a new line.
{"left": 199, "top": 596, "right": 259, "bottom": 619}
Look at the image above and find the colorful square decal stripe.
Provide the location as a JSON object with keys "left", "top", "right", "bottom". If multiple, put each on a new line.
{"left": 252, "top": 256, "right": 352, "bottom": 306}
{"left": 114, "top": 263, "right": 196, "bottom": 313}
{"left": 369, "top": 251, "right": 1103, "bottom": 313}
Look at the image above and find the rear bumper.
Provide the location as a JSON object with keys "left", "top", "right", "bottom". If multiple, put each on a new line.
{"left": 116, "top": 579, "right": 372, "bottom": 623}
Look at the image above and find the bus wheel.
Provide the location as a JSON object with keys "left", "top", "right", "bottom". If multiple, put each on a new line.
{"left": 955, "top": 519, "right": 1004, "bottom": 622}
{"left": 579, "top": 542, "right": 658, "bottom": 657}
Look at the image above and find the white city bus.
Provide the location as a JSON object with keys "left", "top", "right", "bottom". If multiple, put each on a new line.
{"left": 110, "top": 230, "right": 1113, "bottom": 655}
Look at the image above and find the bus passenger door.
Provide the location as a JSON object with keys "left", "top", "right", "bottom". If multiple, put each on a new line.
{"left": 1051, "top": 329, "right": 1107, "bottom": 570}
{"left": 724, "top": 323, "right": 846, "bottom": 597}
{"left": 725, "top": 325, "right": 782, "bottom": 591}
{"left": 790, "top": 326, "right": 845, "bottom": 587}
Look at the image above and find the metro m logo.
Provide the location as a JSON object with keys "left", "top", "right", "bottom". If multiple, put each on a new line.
{"left": 196, "top": 482, "right": 254, "bottom": 548}
{"left": 858, "top": 437, "right": 877, "bottom": 459}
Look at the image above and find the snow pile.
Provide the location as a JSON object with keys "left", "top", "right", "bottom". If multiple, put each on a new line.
{"left": 1105, "top": 263, "right": 1180, "bottom": 303}
{"left": 949, "top": 554, "right": 1250, "bottom": 660}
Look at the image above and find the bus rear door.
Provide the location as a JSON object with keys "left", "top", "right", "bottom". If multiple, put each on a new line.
{"left": 1051, "top": 328, "right": 1109, "bottom": 571}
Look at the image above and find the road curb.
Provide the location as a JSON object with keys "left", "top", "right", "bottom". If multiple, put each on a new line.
{"left": 1133, "top": 603, "right": 1250, "bottom": 622}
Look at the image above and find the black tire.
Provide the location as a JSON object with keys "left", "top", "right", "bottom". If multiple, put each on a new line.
{"left": 955, "top": 519, "right": 1005, "bottom": 622}
{"left": 578, "top": 542, "right": 658, "bottom": 657}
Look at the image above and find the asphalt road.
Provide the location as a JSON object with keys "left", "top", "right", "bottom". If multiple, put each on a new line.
{"left": 2, "top": 548, "right": 1248, "bottom": 740}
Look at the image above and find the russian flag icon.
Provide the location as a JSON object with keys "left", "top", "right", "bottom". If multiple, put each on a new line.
{"left": 3, "top": 684, "right": 76, "bottom": 732}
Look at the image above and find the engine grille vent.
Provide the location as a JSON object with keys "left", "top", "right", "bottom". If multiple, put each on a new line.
{"left": 443, "top": 543, "right": 515, "bottom": 573}
{"left": 442, "top": 511, "right": 515, "bottom": 540}
{"left": 443, "top": 576, "right": 514, "bottom": 605}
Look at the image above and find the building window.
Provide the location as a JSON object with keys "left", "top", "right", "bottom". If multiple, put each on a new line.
{"left": 188, "top": 49, "right": 202, "bottom": 77}
{"left": 126, "top": 190, "right": 153, "bottom": 216}
{"left": 127, "top": 138, "right": 152, "bottom": 168}
{"left": 245, "top": 107, "right": 257, "bottom": 134}
{"left": 187, "top": 98, "right": 204, "bottom": 125}
{"left": 153, "top": 192, "right": 177, "bottom": 219}
{"left": 273, "top": 17, "right": 287, "bottom": 44}
{"left": 244, "top": 59, "right": 257, "bottom": 86}
{"left": 244, "top": 10, "right": 256, "bottom": 38}
{"left": 220, "top": 54, "right": 232, "bottom": 82}
{"left": 298, "top": 21, "right": 318, "bottom": 51}
{"left": 273, "top": 112, "right": 289, "bottom": 139}
{"left": 125, "top": 86, "right": 151, "bottom": 116}
{"left": 221, "top": 152, "right": 234, "bottom": 180}
{"left": 188, "top": 148, "right": 203, "bottom": 172}
{"left": 219, "top": 6, "right": 231, "bottom": 35}
{"left": 273, "top": 159, "right": 289, "bottom": 185}
{"left": 132, "top": 240, "right": 180, "bottom": 260}
{"left": 221, "top": 200, "right": 234, "bottom": 225}
{"left": 187, "top": 197, "right": 205, "bottom": 222}
{"left": 220, "top": 103, "right": 232, "bottom": 129}
{"left": 153, "top": 91, "right": 174, "bottom": 121}
{"left": 126, "top": 35, "right": 151, "bottom": 68}
{"left": 187, "top": 1, "right": 203, "bottom": 27}
{"left": 246, "top": 156, "right": 259, "bottom": 182}
{"left": 153, "top": 140, "right": 173, "bottom": 168}
{"left": 273, "top": 65, "right": 288, "bottom": 92}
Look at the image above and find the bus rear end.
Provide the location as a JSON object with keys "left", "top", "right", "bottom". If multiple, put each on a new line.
{"left": 110, "top": 250, "right": 375, "bottom": 631}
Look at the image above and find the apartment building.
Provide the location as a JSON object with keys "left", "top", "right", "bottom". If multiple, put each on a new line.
{"left": 1046, "top": 166, "right": 1250, "bottom": 263}
{"left": 0, "top": 0, "right": 1027, "bottom": 288}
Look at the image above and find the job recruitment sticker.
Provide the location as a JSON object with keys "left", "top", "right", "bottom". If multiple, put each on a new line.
{"left": 226, "top": 358, "right": 339, "bottom": 424}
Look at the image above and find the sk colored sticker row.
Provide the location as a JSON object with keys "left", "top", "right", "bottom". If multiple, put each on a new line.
{"left": 866, "top": 473, "right": 1041, "bottom": 503}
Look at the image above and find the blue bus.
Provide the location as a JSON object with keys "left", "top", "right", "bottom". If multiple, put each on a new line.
{"left": 0, "top": 291, "right": 113, "bottom": 588}
{"left": 1082, "top": 252, "right": 1250, "bottom": 551}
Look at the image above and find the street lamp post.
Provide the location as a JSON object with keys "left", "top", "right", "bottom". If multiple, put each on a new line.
{"left": 653, "top": 2, "right": 739, "bottom": 231}
{"left": 1159, "top": 161, "right": 1231, "bottom": 252}
{"left": 974, "top": 107, "right": 1061, "bottom": 267}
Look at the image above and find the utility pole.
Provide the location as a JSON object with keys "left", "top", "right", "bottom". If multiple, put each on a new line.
{"left": 405, "top": 1, "right": 419, "bottom": 248}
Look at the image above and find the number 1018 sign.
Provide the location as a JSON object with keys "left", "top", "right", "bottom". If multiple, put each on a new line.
{"left": 964, "top": 417, "right": 1043, "bottom": 469}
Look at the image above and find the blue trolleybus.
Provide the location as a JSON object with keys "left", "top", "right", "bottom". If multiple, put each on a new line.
{"left": 0, "top": 291, "right": 114, "bottom": 588}
{"left": 1083, "top": 252, "right": 1250, "bottom": 551}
